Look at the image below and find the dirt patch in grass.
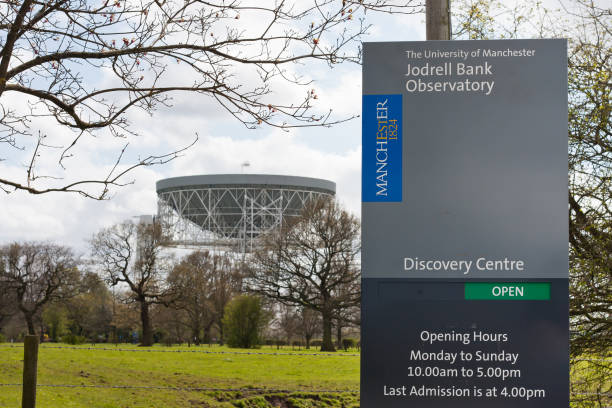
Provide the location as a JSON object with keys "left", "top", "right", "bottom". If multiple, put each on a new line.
{"left": 230, "top": 392, "right": 360, "bottom": 408}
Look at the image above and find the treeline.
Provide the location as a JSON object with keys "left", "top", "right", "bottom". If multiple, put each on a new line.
{"left": 0, "top": 198, "right": 360, "bottom": 352}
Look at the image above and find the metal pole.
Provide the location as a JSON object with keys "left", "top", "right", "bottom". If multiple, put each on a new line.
{"left": 426, "top": 0, "right": 451, "bottom": 40}
{"left": 22, "top": 335, "right": 38, "bottom": 408}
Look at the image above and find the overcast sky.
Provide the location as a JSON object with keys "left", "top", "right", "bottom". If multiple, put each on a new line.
{"left": 0, "top": 8, "right": 425, "bottom": 253}
{"left": 1, "top": 0, "right": 585, "bottom": 254}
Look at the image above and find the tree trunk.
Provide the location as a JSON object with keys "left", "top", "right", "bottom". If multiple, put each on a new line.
{"left": 25, "top": 313, "right": 36, "bottom": 336}
{"left": 203, "top": 321, "right": 214, "bottom": 344}
{"left": 321, "top": 310, "right": 335, "bottom": 352}
{"left": 218, "top": 321, "right": 224, "bottom": 345}
{"left": 336, "top": 320, "right": 342, "bottom": 348}
{"left": 305, "top": 335, "right": 311, "bottom": 349}
{"left": 140, "top": 301, "right": 153, "bottom": 347}
{"left": 192, "top": 321, "right": 201, "bottom": 345}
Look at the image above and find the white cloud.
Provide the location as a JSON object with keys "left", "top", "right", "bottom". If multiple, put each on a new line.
{"left": 168, "top": 129, "right": 362, "bottom": 214}
{"left": 0, "top": 127, "right": 361, "bottom": 252}
{"left": 0, "top": 163, "right": 162, "bottom": 253}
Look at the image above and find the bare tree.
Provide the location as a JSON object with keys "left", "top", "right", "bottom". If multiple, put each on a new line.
{"left": 108, "top": 295, "right": 140, "bottom": 343}
{"left": 167, "top": 250, "right": 241, "bottom": 344}
{"left": 249, "top": 197, "right": 360, "bottom": 351}
{"left": 277, "top": 304, "right": 300, "bottom": 346}
{"left": 0, "top": 242, "right": 79, "bottom": 335}
{"left": 333, "top": 275, "right": 360, "bottom": 346}
{"left": 298, "top": 306, "right": 320, "bottom": 349}
{"left": 207, "top": 252, "right": 243, "bottom": 343}
{"left": 0, "top": 0, "right": 419, "bottom": 198}
{"left": 0, "top": 259, "right": 19, "bottom": 333}
{"left": 155, "top": 304, "right": 188, "bottom": 345}
{"left": 167, "top": 251, "right": 214, "bottom": 345}
{"left": 90, "top": 220, "right": 172, "bottom": 346}
{"left": 64, "top": 272, "right": 113, "bottom": 341}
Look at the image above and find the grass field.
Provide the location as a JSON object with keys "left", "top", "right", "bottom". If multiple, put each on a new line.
{"left": 0, "top": 344, "right": 360, "bottom": 407}
{"left": 1, "top": 344, "right": 609, "bottom": 407}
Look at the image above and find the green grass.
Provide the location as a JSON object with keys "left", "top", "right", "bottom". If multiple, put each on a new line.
{"left": 0, "top": 344, "right": 360, "bottom": 407}
{"left": 3, "top": 344, "right": 607, "bottom": 407}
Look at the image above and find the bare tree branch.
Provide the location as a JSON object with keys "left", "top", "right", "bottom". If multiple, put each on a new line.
{"left": 0, "top": 0, "right": 419, "bottom": 198}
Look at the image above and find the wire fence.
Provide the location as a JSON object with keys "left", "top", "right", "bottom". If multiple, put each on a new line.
{"left": 2, "top": 344, "right": 609, "bottom": 361}
{"left": 0, "top": 383, "right": 607, "bottom": 397}
{"left": 0, "top": 383, "right": 358, "bottom": 394}
{"left": 0, "top": 383, "right": 608, "bottom": 398}
{"left": 0, "top": 344, "right": 359, "bottom": 357}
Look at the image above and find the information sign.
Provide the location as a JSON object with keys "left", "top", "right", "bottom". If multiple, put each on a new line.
{"left": 361, "top": 39, "right": 568, "bottom": 407}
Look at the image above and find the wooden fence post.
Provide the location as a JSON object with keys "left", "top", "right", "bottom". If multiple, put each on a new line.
{"left": 22, "top": 335, "right": 39, "bottom": 408}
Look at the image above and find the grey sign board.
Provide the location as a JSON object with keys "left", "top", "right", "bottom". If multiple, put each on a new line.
{"left": 361, "top": 39, "right": 568, "bottom": 407}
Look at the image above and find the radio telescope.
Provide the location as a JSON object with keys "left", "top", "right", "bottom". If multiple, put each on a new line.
{"left": 156, "top": 174, "right": 335, "bottom": 252}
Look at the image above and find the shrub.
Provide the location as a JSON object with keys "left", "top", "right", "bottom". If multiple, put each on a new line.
{"left": 342, "top": 338, "right": 357, "bottom": 351}
{"left": 222, "top": 295, "right": 269, "bottom": 349}
{"left": 61, "top": 334, "right": 87, "bottom": 345}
